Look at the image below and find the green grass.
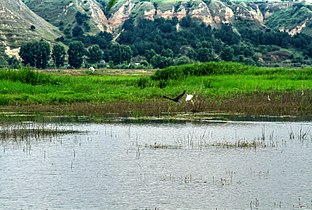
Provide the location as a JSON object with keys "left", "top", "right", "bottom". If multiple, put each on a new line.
{"left": 1, "top": 63, "right": 312, "bottom": 116}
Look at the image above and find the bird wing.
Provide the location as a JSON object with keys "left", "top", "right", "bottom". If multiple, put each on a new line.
{"left": 163, "top": 91, "right": 185, "bottom": 102}
{"left": 163, "top": 95, "right": 175, "bottom": 101}
{"left": 174, "top": 91, "right": 186, "bottom": 101}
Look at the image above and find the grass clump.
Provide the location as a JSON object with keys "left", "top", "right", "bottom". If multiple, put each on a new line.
{"left": 151, "top": 62, "right": 253, "bottom": 80}
{"left": 0, "top": 122, "right": 82, "bottom": 141}
{"left": 0, "top": 68, "right": 60, "bottom": 85}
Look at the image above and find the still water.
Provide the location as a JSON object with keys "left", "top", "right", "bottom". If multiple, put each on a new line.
{"left": 0, "top": 119, "right": 311, "bottom": 209}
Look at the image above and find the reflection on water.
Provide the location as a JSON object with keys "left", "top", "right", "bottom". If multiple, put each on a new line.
{"left": 0, "top": 120, "right": 312, "bottom": 209}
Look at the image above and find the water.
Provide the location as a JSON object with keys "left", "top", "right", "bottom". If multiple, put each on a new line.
{"left": 0, "top": 120, "right": 312, "bottom": 209}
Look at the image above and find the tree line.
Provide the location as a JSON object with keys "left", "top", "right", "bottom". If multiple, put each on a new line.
{"left": 17, "top": 39, "right": 133, "bottom": 69}
{"left": 13, "top": 14, "right": 312, "bottom": 69}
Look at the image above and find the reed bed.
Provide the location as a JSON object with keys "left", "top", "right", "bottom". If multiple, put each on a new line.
{"left": 0, "top": 122, "right": 81, "bottom": 142}
{"left": 145, "top": 125, "right": 311, "bottom": 151}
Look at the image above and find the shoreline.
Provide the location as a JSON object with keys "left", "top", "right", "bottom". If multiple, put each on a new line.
{"left": 1, "top": 93, "right": 312, "bottom": 122}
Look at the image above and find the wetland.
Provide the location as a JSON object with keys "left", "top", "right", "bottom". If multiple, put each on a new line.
{"left": 0, "top": 116, "right": 312, "bottom": 209}
{"left": 1, "top": 62, "right": 312, "bottom": 209}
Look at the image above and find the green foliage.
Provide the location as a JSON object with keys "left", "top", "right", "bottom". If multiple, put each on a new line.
{"left": 0, "top": 96, "right": 9, "bottom": 106}
{"left": 151, "top": 62, "right": 253, "bottom": 80}
{"left": 68, "top": 41, "right": 85, "bottom": 69}
{"left": 87, "top": 45, "right": 103, "bottom": 64}
{"left": 0, "top": 68, "right": 59, "bottom": 85}
{"left": 75, "top": 11, "right": 90, "bottom": 25}
{"left": 19, "top": 40, "right": 51, "bottom": 69}
{"left": 107, "top": 0, "right": 117, "bottom": 11}
{"left": 145, "top": 49, "right": 157, "bottom": 62}
{"left": 0, "top": 43, "right": 9, "bottom": 66}
{"left": 161, "top": 48, "right": 173, "bottom": 58}
{"left": 52, "top": 44, "right": 66, "bottom": 68}
{"left": 1, "top": 63, "right": 312, "bottom": 107}
{"left": 110, "top": 43, "right": 133, "bottom": 65}
{"left": 196, "top": 48, "right": 213, "bottom": 62}
{"left": 72, "top": 25, "right": 84, "bottom": 37}
{"left": 173, "top": 56, "right": 192, "bottom": 66}
{"left": 150, "top": 54, "right": 173, "bottom": 69}
{"left": 266, "top": 3, "right": 312, "bottom": 32}
{"left": 220, "top": 46, "right": 234, "bottom": 61}
{"left": 7, "top": 56, "right": 20, "bottom": 69}
{"left": 214, "top": 24, "right": 240, "bottom": 45}
{"left": 137, "top": 77, "right": 150, "bottom": 89}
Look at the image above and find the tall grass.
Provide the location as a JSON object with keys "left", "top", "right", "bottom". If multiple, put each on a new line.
{"left": 152, "top": 61, "right": 312, "bottom": 81}
{"left": 1, "top": 63, "right": 312, "bottom": 116}
{"left": 151, "top": 62, "right": 253, "bottom": 80}
{"left": 0, "top": 68, "right": 60, "bottom": 85}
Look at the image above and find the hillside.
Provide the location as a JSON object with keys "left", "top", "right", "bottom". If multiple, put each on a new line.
{"left": 2, "top": 0, "right": 312, "bottom": 68}
{"left": 0, "top": 0, "right": 61, "bottom": 61}
{"left": 22, "top": 0, "right": 312, "bottom": 37}
{"left": 104, "top": 0, "right": 312, "bottom": 36}
{"left": 22, "top": 0, "right": 109, "bottom": 35}
{"left": 264, "top": 3, "right": 312, "bottom": 36}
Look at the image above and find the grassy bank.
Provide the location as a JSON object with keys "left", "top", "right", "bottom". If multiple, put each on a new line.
{"left": 1, "top": 63, "right": 312, "bottom": 118}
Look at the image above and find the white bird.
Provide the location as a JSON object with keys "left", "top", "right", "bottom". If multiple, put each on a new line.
{"left": 267, "top": 95, "right": 271, "bottom": 101}
{"left": 89, "top": 66, "right": 95, "bottom": 73}
{"left": 185, "top": 94, "right": 193, "bottom": 101}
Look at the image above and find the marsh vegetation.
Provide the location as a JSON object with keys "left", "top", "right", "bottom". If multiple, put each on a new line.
{"left": 1, "top": 62, "right": 312, "bottom": 118}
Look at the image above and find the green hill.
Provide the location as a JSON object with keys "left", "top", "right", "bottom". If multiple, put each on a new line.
{"left": 22, "top": 0, "right": 108, "bottom": 36}
{"left": 265, "top": 3, "right": 312, "bottom": 36}
{"left": 0, "top": 0, "right": 61, "bottom": 64}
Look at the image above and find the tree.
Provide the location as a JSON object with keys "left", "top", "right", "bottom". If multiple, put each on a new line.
{"left": 87, "top": 45, "right": 103, "bottom": 64}
{"left": 220, "top": 46, "right": 234, "bottom": 61}
{"left": 161, "top": 48, "right": 173, "bottom": 58}
{"left": 75, "top": 11, "right": 89, "bottom": 25}
{"left": 52, "top": 44, "right": 66, "bottom": 67}
{"left": 180, "top": 16, "right": 192, "bottom": 27}
{"left": 174, "top": 55, "right": 192, "bottom": 65}
{"left": 121, "top": 45, "right": 132, "bottom": 63}
{"left": 19, "top": 42, "right": 34, "bottom": 66}
{"left": 214, "top": 24, "right": 240, "bottom": 45}
{"left": 150, "top": 54, "right": 173, "bottom": 68}
{"left": 19, "top": 40, "right": 50, "bottom": 69}
{"left": 196, "top": 47, "right": 213, "bottom": 62}
{"left": 72, "top": 25, "right": 84, "bottom": 37}
{"left": 7, "top": 56, "right": 20, "bottom": 68}
{"left": 145, "top": 49, "right": 156, "bottom": 62}
{"left": 38, "top": 40, "right": 50, "bottom": 69}
{"left": 110, "top": 43, "right": 133, "bottom": 65}
{"left": 68, "top": 41, "right": 85, "bottom": 69}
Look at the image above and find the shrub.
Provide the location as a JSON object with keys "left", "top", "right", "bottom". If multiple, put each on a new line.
{"left": 0, "top": 96, "right": 9, "bottom": 105}
{"left": 137, "top": 77, "right": 150, "bottom": 89}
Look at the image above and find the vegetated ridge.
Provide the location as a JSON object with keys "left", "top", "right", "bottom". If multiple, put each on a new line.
{"left": 2, "top": 0, "right": 312, "bottom": 67}
{"left": 23, "top": 0, "right": 312, "bottom": 37}
{"left": 0, "top": 0, "right": 61, "bottom": 62}
{"left": 22, "top": 0, "right": 109, "bottom": 34}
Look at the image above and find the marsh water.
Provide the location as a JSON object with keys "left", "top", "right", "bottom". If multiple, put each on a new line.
{"left": 0, "top": 117, "right": 312, "bottom": 209}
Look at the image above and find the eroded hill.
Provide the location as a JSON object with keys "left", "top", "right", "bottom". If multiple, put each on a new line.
{"left": 0, "top": 0, "right": 61, "bottom": 60}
